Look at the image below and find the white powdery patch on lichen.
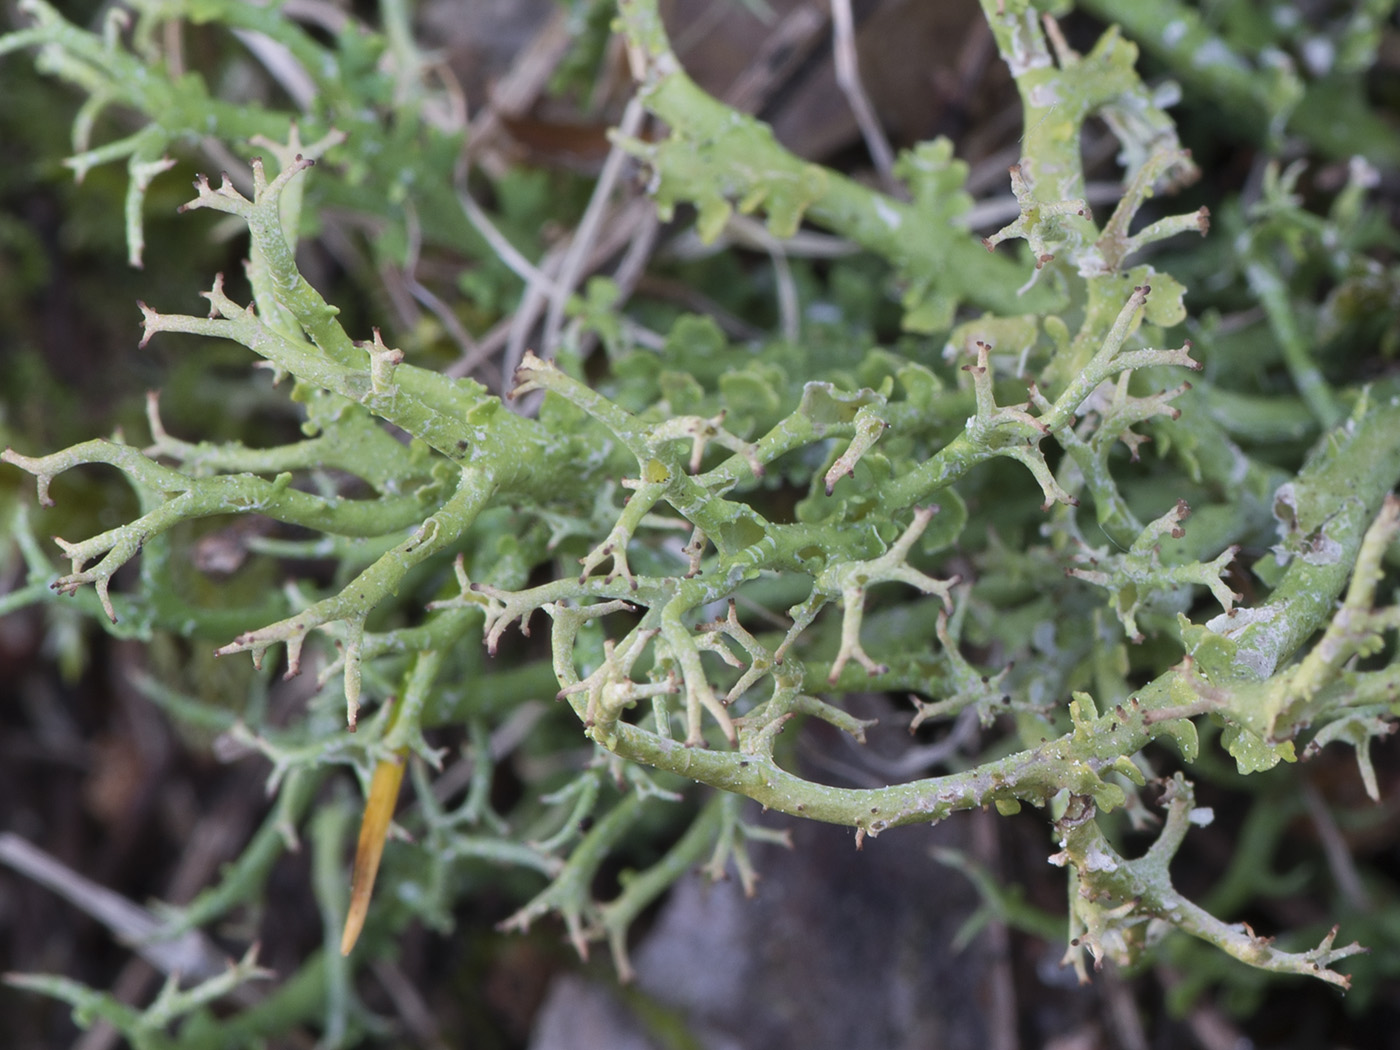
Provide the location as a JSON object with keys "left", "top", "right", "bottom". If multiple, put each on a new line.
{"left": 1295, "top": 531, "right": 1343, "bottom": 566}
{"left": 1270, "top": 481, "right": 1346, "bottom": 566}
{"left": 1004, "top": 10, "right": 1053, "bottom": 76}
{"left": 1083, "top": 844, "right": 1119, "bottom": 873}
{"left": 1075, "top": 246, "right": 1108, "bottom": 278}
{"left": 1205, "top": 604, "right": 1289, "bottom": 677}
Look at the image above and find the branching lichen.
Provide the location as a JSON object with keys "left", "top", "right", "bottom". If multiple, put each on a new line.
{"left": 2, "top": 1, "right": 1397, "bottom": 1042}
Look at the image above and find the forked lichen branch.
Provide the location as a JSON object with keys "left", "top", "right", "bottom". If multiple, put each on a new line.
{"left": 2, "top": 0, "right": 1395, "bottom": 1013}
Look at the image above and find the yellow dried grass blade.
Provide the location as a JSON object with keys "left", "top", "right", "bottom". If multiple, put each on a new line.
{"left": 340, "top": 754, "right": 406, "bottom": 955}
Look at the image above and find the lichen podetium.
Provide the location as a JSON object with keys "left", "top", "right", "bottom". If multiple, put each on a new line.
{"left": 1, "top": 1, "right": 1397, "bottom": 1042}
